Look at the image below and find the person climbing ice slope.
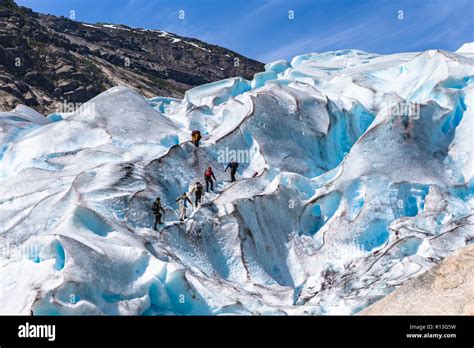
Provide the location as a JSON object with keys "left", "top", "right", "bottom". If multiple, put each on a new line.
{"left": 151, "top": 197, "right": 166, "bottom": 230}
{"left": 191, "top": 130, "right": 202, "bottom": 148}
{"left": 176, "top": 192, "right": 193, "bottom": 221}
{"left": 204, "top": 166, "right": 217, "bottom": 192}
{"left": 225, "top": 161, "right": 239, "bottom": 182}
{"left": 190, "top": 181, "right": 204, "bottom": 206}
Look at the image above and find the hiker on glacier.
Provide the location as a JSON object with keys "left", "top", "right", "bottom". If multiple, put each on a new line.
{"left": 204, "top": 166, "right": 217, "bottom": 192}
{"left": 225, "top": 161, "right": 239, "bottom": 182}
{"left": 176, "top": 192, "right": 193, "bottom": 221}
{"left": 151, "top": 197, "right": 166, "bottom": 230}
{"left": 190, "top": 181, "right": 204, "bottom": 206}
{"left": 191, "top": 130, "right": 202, "bottom": 148}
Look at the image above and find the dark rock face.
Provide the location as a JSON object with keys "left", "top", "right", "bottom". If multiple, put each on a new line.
{"left": 0, "top": 1, "right": 264, "bottom": 113}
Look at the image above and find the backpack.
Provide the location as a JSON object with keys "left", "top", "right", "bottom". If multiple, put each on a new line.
{"left": 204, "top": 168, "right": 212, "bottom": 177}
{"left": 196, "top": 183, "right": 203, "bottom": 192}
{"left": 192, "top": 131, "right": 201, "bottom": 142}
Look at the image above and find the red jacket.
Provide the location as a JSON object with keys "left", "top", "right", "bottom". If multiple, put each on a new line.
{"left": 204, "top": 168, "right": 216, "bottom": 180}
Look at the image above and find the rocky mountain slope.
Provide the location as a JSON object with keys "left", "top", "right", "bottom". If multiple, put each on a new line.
{"left": 361, "top": 244, "right": 473, "bottom": 315}
{"left": 0, "top": 0, "right": 263, "bottom": 113}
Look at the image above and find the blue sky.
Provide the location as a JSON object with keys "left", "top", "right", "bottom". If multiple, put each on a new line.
{"left": 17, "top": 0, "right": 474, "bottom": 62}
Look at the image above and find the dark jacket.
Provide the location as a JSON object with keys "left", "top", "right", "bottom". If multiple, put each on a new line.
{"left": 226, "top": 162, "right": 239, "bottom": 171}
{"left": 194, "top": 183, "right": 203, "bottom": 194}
{"left": 151, "top": 200, "right": 165, "bottom": 215}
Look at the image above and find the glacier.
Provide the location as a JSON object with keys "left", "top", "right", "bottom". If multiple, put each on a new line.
{"left": 0, "top": 45, "right": 473, "bottom": 315}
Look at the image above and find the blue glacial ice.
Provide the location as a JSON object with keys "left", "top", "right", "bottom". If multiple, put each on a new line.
{"left": 0, "top": 44, "right": 473, "bottom": 315}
